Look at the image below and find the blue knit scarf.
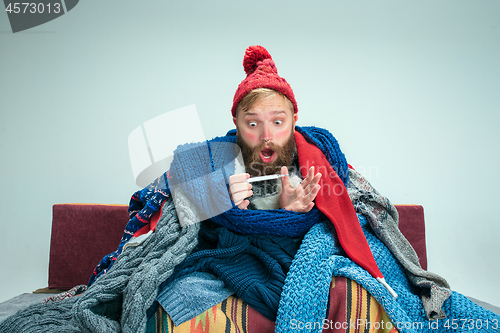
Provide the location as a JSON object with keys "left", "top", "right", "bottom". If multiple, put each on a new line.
{"left": 89, "top": 126, "right": 348, "bottom": 285}
{"left": 167, "top": 125, "right": 348, "bottom": 237}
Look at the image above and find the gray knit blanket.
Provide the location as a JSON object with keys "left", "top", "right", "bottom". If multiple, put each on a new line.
{"left": 0, "top": 199, "right": 200, "bottom": 333}
{"left": 346, "top": 168, "right": 451, "bottom": 320}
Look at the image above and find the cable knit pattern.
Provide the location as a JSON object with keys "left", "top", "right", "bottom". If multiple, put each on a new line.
{"left": 0, "top": 299, "right": 79, "bottom": 333}
{"left": 0, "top": 199, "right": 200, "bottom": 333}
{"left": 89, "top": 173, "right": 171, "bottom": 286}
{"left": 275, "top": 221, "right": 341, "bottom": 331}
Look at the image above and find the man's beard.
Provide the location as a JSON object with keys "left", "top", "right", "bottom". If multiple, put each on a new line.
{"left": 236, "top": 131, "right": 297, "bottom": 177}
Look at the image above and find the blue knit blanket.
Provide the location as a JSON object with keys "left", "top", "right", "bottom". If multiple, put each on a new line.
{"left": 276, "top": 215, "right": 500, "bottom": 333}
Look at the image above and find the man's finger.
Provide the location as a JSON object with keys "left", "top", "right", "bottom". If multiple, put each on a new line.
{"left": 232, "top": 189, "right": 253, "bottom": 206}
{"left": 308, "top": 166, "right": 315, "bottom": 180}
{"left": 306, "top": 184, "right": 321, "bottom": 202}
{"left": 302, "top": 166, "right": 315, "bottom": 187}
{"left": 229, "top": 182, "right": 252, "bottom": 195}
{"left": 238, "top": 199, "right": 250, "bottom": 210}
{"left": 311, "top": 172, "right": 322, "bottom": 187}
{"left": 302, "top": 202, "right": 315, "bottom": 213}
{"left": 280, "top": 166, "right": 290, "bottom": 190}
{"left": 229, "top": 173, "right": 250, "bottom": 185}
{"left": 281, "top": 165, "right": 289, "bottom": 177}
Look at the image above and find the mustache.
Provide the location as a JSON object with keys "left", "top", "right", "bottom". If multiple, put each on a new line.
{"left": 258, "top": 142, "right": 277, "bottom": 150}
{"left": 246, "top": 141, "right": 283, "bottom": 165}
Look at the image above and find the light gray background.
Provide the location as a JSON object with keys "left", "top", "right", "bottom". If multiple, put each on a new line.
{"left": 1, "top": 0, "right": 499, "bottom": 307}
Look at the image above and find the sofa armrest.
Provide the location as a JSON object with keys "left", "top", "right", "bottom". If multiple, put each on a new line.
{"left": 48, "top": 204, "right": 129, "bottom": 289}
{"left": 394, "top": 204, "right": 427, "bottom": 270}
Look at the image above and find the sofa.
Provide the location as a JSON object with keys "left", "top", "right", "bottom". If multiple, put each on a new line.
{"left": 47, "top": 203, "right": 428, "bottom": 290}
{"left": 1, "top": 203, "right": 498, "bottom": 324}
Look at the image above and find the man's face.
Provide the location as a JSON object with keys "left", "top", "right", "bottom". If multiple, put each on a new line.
{"left": 233, "top": 94, "right": 298, "bottom": 176}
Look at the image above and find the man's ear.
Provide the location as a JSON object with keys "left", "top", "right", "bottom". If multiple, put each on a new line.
{"left": 292, "top": 113, "right": 298, "bottom": 131}
{"left": 232, "top": 117, "right": 238, "bottom": 135}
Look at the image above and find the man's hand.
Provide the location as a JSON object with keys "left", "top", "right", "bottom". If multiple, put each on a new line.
{"left": 228, "top": 173, "right": 253, "bottom": 209}
{"left": 280, "top": 166, "right": 321, "bottom": 213}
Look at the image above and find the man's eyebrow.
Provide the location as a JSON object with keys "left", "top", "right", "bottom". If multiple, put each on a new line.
{"left": 243, "top": 110, "right": 287, "bottom": 116}
{"left": 270, "top": 110, "right": 287, "bottom": 115}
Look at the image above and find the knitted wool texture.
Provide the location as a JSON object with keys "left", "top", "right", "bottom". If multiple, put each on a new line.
{"left": 0, "top": 126, "right": 348, "bottom": 332}
{"left": 88, "top": 174, "right": 171, "bottom": 286}
{"left": 156, "top": 272, "right": 233, "bottom": 326}
{"left": 275, "top": 167, "right": 455, "bottom": 331}
{"left": 158, "top": 221, "right": 301, "bottom": 321}
{"left": 294, "top": 130, "right": 385, "bottom": 283}
{"left": 167, "top": 126, "right": 349, "bottom": 237}
{"left": 231, "top": 45, "right": 298, "bottom": 116}
{"left": 2, "top": 126, "right": 495, "bottom": 332}
{"left": 275, "top": 215, "right": 500, "bottom": 333}
{"left": 0, "top": 198, "right": 200, "bottom": 333}
{"left": 90, "top": 126, "right": 348, "bottom": 288}
{"left": 347, "top": 167, "right": 452, "bottom": 320}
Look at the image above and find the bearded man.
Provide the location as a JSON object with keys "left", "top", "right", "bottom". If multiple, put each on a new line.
{"left": 88, "top": 46, "right": 484, "bottom": 331}
{"left": 228, "top": 45, "right": 339, "bottom": 216}
{"left": 4, "top": 45, "right": 498, "bottom": 333}
{"left": 230, "top": 87, "right": 322, "bottom": 212}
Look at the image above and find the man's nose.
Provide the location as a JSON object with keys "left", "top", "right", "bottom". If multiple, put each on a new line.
{"left": 262, "top": 123, "right": 273, "bottom": 142}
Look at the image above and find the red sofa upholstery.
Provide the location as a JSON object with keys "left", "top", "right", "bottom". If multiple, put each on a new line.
{"left": 48, "top": 204, "right": 129, "bottom": 289}
{"left": 47, "top": 204, "right": 427, "bottom": 290}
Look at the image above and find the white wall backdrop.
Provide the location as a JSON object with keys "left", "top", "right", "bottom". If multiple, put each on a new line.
{"left": 1, "top": 0, "right": 499, "bottom": 306}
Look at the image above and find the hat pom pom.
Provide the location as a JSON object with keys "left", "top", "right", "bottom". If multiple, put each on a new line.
{"left": 243, "top": 45, "right": 272, "bottom": 75}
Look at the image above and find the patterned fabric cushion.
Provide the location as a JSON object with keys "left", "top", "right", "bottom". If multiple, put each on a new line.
{"left": 145, "top": 277, "right": 398, "bottom": 333}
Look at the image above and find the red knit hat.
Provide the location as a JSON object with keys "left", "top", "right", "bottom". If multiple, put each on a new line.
{"left": 231, "top": 45, "right": 298, "bottom": 117}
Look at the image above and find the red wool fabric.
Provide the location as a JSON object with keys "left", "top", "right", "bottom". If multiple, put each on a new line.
{"left": 294, "top": 131, "right": 384, "bottom": 281}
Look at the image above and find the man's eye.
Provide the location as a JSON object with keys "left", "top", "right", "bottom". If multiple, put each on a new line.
{"left": 274, "top": 120, "right": 283, "bottom": 125}
{"left": 248, "top": 122, "right": 257, "bottom": 127}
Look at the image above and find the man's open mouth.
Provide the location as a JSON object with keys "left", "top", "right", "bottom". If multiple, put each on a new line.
{"left": 259, "top": 148, "right": 276, "bottom": 163}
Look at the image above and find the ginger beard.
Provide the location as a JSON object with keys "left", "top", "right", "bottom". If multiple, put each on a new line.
{"left": 237, "top": 130, "right": 297, "bottom": 177}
